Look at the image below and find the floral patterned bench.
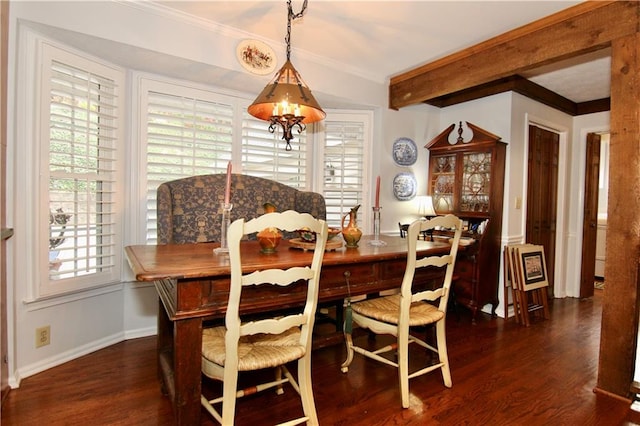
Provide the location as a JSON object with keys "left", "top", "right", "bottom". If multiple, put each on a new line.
{"left": 157, "top": 174, "right": 326, "bottom": 244}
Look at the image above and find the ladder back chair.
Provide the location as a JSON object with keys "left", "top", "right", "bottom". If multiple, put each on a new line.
{"left": 341, "top": 214, "right": 463, "bottom": 408}
{"left": 200, "top": 210, "right": 328, "bottom": 426}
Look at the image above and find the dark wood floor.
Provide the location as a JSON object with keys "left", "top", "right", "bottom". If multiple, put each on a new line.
{"left": 2, "top": 289, "right": 639, "bottom": 425}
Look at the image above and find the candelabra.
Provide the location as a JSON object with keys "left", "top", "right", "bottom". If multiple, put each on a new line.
{"left": 369, "top": 206, "right": 387, "bottom": 246}
{"left": 214, "top": 203, "right": 233, "bottom": 254}
{"left": 268, "top": 113, "right": 305, "bottom": 151}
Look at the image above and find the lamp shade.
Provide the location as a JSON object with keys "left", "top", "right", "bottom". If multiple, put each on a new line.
{"left": 417, "top": 195, "right": 436, "bottom": 217}
{"left": 248, "top": 60, "right": 326, "bottom": 124}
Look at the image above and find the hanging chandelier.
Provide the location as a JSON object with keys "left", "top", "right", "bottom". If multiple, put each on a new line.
{"left": 247, "top": 0, "right": 325, "bottom": 151}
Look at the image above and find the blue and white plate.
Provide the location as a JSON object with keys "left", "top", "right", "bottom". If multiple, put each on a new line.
{"left": 392, "top": 137, "right": 417, "bottom": 166}
{"left": 392, "top": 172, "right": 417, "bottom": 201}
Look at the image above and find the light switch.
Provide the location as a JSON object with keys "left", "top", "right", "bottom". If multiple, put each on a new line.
{"left": 515, "top": 197, "right": 522, "bottom": 210}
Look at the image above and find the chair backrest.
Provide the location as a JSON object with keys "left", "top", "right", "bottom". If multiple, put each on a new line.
{"left": 402, "top": 214, "right": 463, "bottom": 312}
{"left": 398, "top": 222, "right": 409, "bottom": 238}
{"left": 156, "top": 174, "right": 326, "bottom": 244}
{"left": 225, "top": 210, "right": 328, "bottom": 360}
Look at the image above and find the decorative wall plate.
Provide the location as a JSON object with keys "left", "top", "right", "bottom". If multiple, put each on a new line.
{"left": 236, "top": 39, "right": 277, "bottom": 75}
{"left": 392, "top": 137, "right": 417, "bottom": 166}
{"left": 392, "top": 172, "right": 417, "bottom": 201}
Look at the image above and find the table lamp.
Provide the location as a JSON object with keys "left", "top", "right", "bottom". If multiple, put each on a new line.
{"left": 417, "top": 195, "right": 437, "bottom": 240}
{"left": 417, "top": 195, "right": 436, "bottom": 217}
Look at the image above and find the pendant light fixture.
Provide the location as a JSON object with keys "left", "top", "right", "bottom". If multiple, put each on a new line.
{"left": 247, "top": 0, "right": 325, "bottom": 151}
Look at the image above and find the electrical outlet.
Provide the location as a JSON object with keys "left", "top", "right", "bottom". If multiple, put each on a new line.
{"left": 36, "top": 326, "right": 51, "bottom": 348}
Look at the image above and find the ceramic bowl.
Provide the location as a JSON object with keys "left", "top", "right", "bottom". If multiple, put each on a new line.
{"left": 297, "top": 228, "right": 316, "bottom": 242}
{"left": 297, "top": 227, "right": 341, "bottom": 242}
{"left": 327, "top": 227, "right": 342, "bottom": 240}
{"left": 257, "top": 228, "right": 282, "bottom": 253}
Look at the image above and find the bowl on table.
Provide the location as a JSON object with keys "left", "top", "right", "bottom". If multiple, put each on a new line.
{"left": 297, "top": 227, "right": 341, "bottom": 242}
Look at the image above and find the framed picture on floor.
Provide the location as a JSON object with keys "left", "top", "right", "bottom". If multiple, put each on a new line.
{"left": 517, "top": 245, "right": 549, "bottom": 291}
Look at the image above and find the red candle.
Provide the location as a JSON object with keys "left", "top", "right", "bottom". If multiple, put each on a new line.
{"left": 224, "top": 161, "right": 232, "bottom": 204}
{"left": 375, "top": 175, "right": 380, "bottom": 208}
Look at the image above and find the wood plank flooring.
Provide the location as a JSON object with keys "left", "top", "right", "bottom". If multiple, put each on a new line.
{"left": 2, "top": 289, "right": 638, "bottom": 425}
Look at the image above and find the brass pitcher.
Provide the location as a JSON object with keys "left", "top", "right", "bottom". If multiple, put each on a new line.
{"left": 341, "top": 204, "right": 363, "bottom": 248}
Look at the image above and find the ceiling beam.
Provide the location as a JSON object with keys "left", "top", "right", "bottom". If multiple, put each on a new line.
{"left": 424, "top": 75, "right": 610, "bottom": 116}
{"left": 389, "top": 1, "right": 638, "bottom": 110}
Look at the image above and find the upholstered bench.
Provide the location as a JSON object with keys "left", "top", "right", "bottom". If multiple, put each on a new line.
{"left": 157, "top": 173, "right": 326, "bottom": 244}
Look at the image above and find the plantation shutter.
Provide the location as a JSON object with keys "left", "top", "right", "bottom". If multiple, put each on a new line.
{"left": 144, "top": 90, "right": 234, "bottom": 243}
{"left": 47, "top": 60, "right": 119, "bottom": 282}
{"left": 322, "top": 119, "right": 365, "bottom": 227}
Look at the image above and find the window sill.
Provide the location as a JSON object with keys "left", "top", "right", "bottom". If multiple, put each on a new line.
{"left": 23, "top": 282, "right": 125, "bottom": 312}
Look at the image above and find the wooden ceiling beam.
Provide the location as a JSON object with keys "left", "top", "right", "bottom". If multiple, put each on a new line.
{"left": 425, "top": 75, "right": 581, "bottom": 115}
{"left": 389, "top": 1, "right": 639, "bottom": 110}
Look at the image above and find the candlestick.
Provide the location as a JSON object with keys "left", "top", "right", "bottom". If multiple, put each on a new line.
{"left": 369, "top": 206, "right": 386, "bottom": 246}
{"left": 375, "top": 175, "right": 380, "bottom": 209}
{"left": 214, "top": 203, "right": 233, "bottom": 254}
{"left": 224, "top": 161, "right": 232, "bottom": 204}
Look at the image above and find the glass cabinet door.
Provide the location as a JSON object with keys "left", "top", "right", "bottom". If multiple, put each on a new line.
{"left": 431, "top": 154, "right": 456, "bottom": 212}
{"left": 461, "top": 152, "right": 491, "bottom": 213}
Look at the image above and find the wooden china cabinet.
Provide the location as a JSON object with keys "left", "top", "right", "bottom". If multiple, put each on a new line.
{"left": 425, "top": 122, "right": 507, "bottom": 322}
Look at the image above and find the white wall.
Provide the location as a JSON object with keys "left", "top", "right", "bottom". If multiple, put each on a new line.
{"left": 378, "top": 104, "right": 442, "bottom": 234}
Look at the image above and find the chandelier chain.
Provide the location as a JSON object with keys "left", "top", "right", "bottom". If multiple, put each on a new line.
{"left": 285, "top": 0, "right": 308, "bottom": 61}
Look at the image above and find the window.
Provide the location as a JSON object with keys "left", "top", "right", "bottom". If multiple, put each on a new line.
{"left": 141, "top": 79, "right": 235, "bottom": 243}
{"left": 139, "top": 78, "right": 312, "bottom": 244}
{"left": 39, "top": 42, "right": 124, "bottom": 296}
{"left": 319, "top": 112, "right": 372, "bottom": 228}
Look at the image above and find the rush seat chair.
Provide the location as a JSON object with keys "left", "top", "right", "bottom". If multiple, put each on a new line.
{"left": 341, "top": 214, "right": 462, "bottom": 408}
{"left": 200, "top": 210, "right": 328, "bottom": 425}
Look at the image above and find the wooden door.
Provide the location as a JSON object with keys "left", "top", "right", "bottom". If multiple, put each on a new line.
{"left": 579, "top": 133, "right": 601, "bottom": 299}
{"left": 526, "top": 125, "right": 559, "bottom": 296}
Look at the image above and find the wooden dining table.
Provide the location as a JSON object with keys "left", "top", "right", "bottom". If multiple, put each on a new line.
{"left": 124, "top": 234, "right": 453, "bottom": 425}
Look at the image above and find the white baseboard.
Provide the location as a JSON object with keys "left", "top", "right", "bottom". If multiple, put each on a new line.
{"left": 11, "top": 328, "right": 159, "bottom": 388}
{"left": 12, "top": 332, "right": 126, "bottom": 387}
{"left": 124, "top": 326, "right": 157, "bottom": 340}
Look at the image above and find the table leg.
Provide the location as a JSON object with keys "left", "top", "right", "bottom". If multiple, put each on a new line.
{"left": 157, "top": 298, "right": 172, "bottom": 395}
{"left": 172, "top": 317, "right": 203, "bottom": 425}
{"left": 156, "top": 296, "right": 204, "bottom": 425}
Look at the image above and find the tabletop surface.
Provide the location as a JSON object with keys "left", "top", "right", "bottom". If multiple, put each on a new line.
{"left": 125, "top": 234, "right": 452, "bottom": 282}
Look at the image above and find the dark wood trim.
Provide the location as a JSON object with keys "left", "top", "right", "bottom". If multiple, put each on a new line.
{"left": 424, "top": 75, "right": 596, "bottom": 116}
{"left": 576, "top": 98, "right": 611, "bottom": 115}
{"left": 389, "top": 1, "right": 637, "bottom": 110}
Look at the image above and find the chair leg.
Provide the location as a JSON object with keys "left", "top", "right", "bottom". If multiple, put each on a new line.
{"left": 275, "top": 366, "right": 284, "bottom": 395}
{"left": 297, "top": 356, "right": 319, "bottom": 425}
{"left": 398, "top": 325, "right": 410, "bottom": 409}
{"left": 221, "top": 369, "right": 239, "bottom": 426}
{"left": 341, "top": 331, "right": 354, "bottom": 373}
{"left": 436, "top": 320, "right": 452, "bottom": 388}
{"left": 335, "top": 300, "right": 344, "bottom": 332}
